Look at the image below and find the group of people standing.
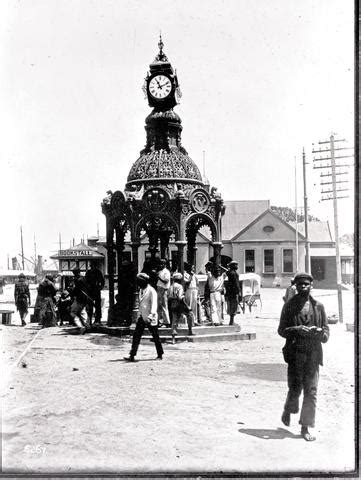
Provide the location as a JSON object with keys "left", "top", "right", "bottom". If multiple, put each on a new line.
{"left": 141, "top": 258, "right": 200, "bottom": 336}
{"left": 13, "top": 262, "right": 105, "bottom": 331}
{"left": 203, "top": 260, "right": 241, "bottom": 326}
{"left": 123, "top": 258, "right": 243, "bottom": 362}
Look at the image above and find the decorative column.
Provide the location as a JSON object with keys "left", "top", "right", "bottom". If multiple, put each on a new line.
{"left": 106, "top": 217, "right": 116, "bottom": 307}
{"left": 211, "top": 241, "right": 223, "bottom": 267}
{"left": 186, "top": 229, "right": 197, "bottom": 266}
{"left": 175, "top": 240, "right": 187, "bottom": 273}
{"left": 130, "top": 241, "right": 141, "bottom": 325}
{"left": 148, "top": 232, "right": 159, "bottom": 260}
{"left": 115, "top": 224, "right": 125, "bottom": 291}
{"left": 159, "top": 231, "right": 171, "bottom": 259}
{"left": 190, "top": 246, "right": 198, "bottom": 268}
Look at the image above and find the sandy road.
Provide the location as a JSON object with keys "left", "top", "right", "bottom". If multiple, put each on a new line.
{"left": 1, "top": 287, "right": 356, "bottom": 475}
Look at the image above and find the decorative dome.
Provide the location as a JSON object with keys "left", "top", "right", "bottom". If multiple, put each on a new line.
{"left": 145, "top": 109, "right": 181, "bottom": 124}
{"left": 126, "top": 148, "right": 203, "bottom": 185}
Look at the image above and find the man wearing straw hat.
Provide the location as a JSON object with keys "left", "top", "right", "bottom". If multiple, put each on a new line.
{"left": 124, "top": 273, "right": 164, "bottom": 362}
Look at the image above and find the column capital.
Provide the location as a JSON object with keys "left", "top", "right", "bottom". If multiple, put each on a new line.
{"left": 175, "top": 241, "right": 187, "bottom": 247}
{"left": 211, "top": 242, "right": 223, "bottom": 248}
{"left": 130, "top": 241, "right": 141, "bottom": 248}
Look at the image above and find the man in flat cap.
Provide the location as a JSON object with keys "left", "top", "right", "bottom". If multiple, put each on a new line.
{"left": 124, "top": 273, "right": 164, "bottom": 362}
{"left": 225, "top": 260, "right": 241, "bottom": 326}
{"left": 278, "top": 272, "right": 330, "bottom": 441}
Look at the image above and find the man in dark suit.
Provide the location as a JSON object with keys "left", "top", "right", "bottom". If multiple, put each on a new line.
{"left": 278, "top": 272, "right": 330, "bottom": 441}
{"left": 85, "top": 261, "right": 105, "bottom": 325}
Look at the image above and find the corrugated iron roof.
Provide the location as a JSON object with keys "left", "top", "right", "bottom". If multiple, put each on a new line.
{"left": 290, "top": 221, "right": 333, "bottom": 243}
{"left": 222, "top": 200, "right": 270, "bottom": 240}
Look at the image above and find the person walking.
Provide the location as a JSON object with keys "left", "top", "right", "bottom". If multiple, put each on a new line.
{"left": 14, "top": 273, "right": 31, "bottom": 326}
{"left": 225, "top": 260, "right": 240, "bottom": 326}
{"left": 70, "top": 268, "right": 90, "bottom": 334}
{"left": 85, "top": 261, "right": 105, "bottom": 325}
{"left": 278, "top": 272, "right": 330, "bottom": 442}
{"left": 124, "top": 273, "right": 164, "bottom": 362}
{"left": 156, "top": 258, "right": 171, "bottom": 327}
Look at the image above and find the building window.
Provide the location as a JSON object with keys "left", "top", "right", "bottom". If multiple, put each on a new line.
{"left": 283, "top": 249, "right": 293, "bottom": 273}
{"left": 264, "top": 249, "right": 274, "bottom": 273}
{"left": 245, "top": 250, "right": 255, "bottom": 273}
{"left": 69, "top": 260, "right": 78, "bottom": 270}
{"left": 79, "top": 261, "right": 87, "bottom": 271}
{"left": 60, "top": 260, "right": 69, "bottom": 271}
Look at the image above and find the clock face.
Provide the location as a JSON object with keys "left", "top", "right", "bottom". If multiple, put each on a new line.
{"left": 148, "top": 75, "right": 172, "bottom": 99}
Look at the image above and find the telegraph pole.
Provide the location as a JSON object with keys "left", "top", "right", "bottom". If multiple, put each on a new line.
{"left": 20, "top": 226, "right": 25, "bottom": 270}
{"left": 294, "top": 156, "right": 299, "bottom": 271}
{"left": 312, "top": 134, "right": 353, "bottom": 324}
{"left": 302, "top": 148, "right": 311, "bottom": 273}
{"left": 34, "top": 234, "right": 37, "bottom": 274}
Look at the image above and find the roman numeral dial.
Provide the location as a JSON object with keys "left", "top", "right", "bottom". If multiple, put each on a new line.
{"left": 148, "top": 75, "right": 172, "bottom": 99}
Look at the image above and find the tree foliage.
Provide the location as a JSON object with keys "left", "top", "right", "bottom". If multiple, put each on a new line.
{"left": 270, "top": 206, "right": 320, "bottom": 223}
{"left": 340, "top": 233, "right": 354, "bottom": 247}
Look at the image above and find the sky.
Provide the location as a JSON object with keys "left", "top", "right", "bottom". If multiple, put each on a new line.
{"left": 0, "top": 0, "right": 355, "bottom": 269}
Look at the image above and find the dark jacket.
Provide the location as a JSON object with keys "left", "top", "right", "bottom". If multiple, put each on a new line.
{"left": 278, "top": 295, "right": 330, "bottom": 366}
{"left": 225, "top": 269, "right": 240, "bottom": 297}
{"left": 71, "top": 276, "right": 89, "bottom": 304}
{"left": 85, "top": 268, "right": 105, "bottom": 293}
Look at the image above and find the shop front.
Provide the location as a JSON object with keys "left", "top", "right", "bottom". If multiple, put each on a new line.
{"left": 51, "top": 243, "right": 105, "bottom": 290}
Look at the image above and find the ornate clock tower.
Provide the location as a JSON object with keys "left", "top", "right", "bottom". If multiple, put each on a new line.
{"left": 102, "top": 37, "right": 225, "bottom": 310}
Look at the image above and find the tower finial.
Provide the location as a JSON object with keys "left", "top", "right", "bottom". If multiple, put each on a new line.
{"left": 154, "top": 32, "right": 168, "bottom": 62}
{"left": 158, "top": 33, "right": 164, "bottom": 55}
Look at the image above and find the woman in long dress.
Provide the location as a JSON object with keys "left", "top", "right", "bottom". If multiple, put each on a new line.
{"left": 34, "top": 274, "right": 57, "bottom": 328}
{"left": 207, "top": 266, "right": 226, "bottom": 326}
{"left": 184, "top": 264, "right": 199, "bottom": 327}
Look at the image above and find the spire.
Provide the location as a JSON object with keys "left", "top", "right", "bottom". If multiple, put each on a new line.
{"left": 154, "top": 33, "right": 169, "bottom": 62}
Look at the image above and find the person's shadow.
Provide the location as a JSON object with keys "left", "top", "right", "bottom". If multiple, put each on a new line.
{"left": 238, "top": 427, "right": 301, "bottom": 440}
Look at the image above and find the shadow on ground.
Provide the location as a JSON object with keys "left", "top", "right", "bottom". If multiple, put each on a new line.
{"left": 238, "top": 427, "right": 300, "bottom": 440}
{"left": 232, "top": 362, "right": 287, "bottom": 381}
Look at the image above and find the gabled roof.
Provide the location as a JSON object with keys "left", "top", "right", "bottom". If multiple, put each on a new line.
{"left": 289, "top": 221, "right": 333, "bottom": 243}
{"left": 231, "top": 208, "right": 306, "bottom": 242}
{"left": 222, "top": 200, "right": 270, "bottom": 240}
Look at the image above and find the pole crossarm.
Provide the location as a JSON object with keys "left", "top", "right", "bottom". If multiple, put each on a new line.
{"left": 312, "top": 147, "right": 353, "bottom": 153}
{"left": 320, "top": 171, "right": 348, "bottom": 177}
{"left": 313, "top": 164, "right": 352, "bottom": 169}
{"left": 313, "top": 155, "right": 353, "bottom": 161}
{"left": 320, "top": 180, "right": 348, "bottom": 185}
{"left": 321, "top": 188, "right": 348, "bottom": 194}
{"left": 316, "top": 138, "right": 346, "bottom": 144}
{"left": 321, "top": 195, "right": 349, "bottom": 201}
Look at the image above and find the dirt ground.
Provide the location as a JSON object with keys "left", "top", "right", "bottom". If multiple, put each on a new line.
{"left": 1, "top": 287, "right": 356, "bottom": 476}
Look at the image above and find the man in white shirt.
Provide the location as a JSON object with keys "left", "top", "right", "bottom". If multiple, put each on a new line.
{"left": 156, "top": 259, "right": 171, "bottom": 326}
{"left": 124, "top": 273, "right": 164, "bottom": 362}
